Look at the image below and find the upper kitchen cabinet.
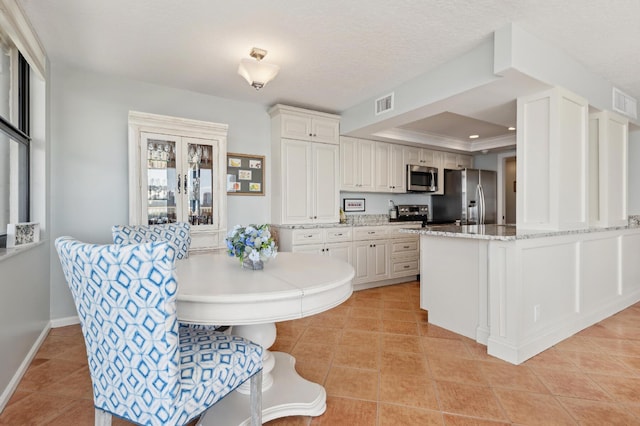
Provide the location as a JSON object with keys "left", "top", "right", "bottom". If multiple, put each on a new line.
{"left": 128, "top": 111, "right": 228, "bottom": 251}
{"left": 270, "top": 104, "right": 340, "bottom": 145}
{"left": 374, "top": 142, "right": 405, "bottom": 193}
{"left": 589, "top": 111, "right": 628, "bottom": 227}
{"left": 403, "top": 146, "right": 438, "bottom": 167}
{"left": 443, "top": 152, "right": 473, "bottom": 170}
{"left": 270, "top": 105, "right": 340, "bottom": 225}
{"left": 340, "top": 136, "right": 375, "bottom": 192}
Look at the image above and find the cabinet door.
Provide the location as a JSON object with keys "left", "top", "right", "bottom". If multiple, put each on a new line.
{"left": 183, "top": 137, "right": 219, "bottom": 228}
{"left": 374, "top": 142, "right": 391, "bottom": 192}
{"left": 443, "top": 152, "right": 459, "bottom": 169}
{"left": 325, "top": 242, "right": 352, "bottom": 266}
{"left": 353, "top": 241, "right": 371, "bottom": 283}
{"left": 141, "top": 132, "right": 182, "bottom": 225}
{"left": 404, "top": 146, "right": 421, "bottom": 166}
{"left": 291, "top": 244, "right": 324, "bottom": 255}
{"left": 340, "top": 137, "right": 359, "bottom": 190}
{"left": 358, "top": 139, "right": 376, "bottom": 191}
{"left": 311, "top": 117, "right": 340, "bottom": 144}
{"left": 312, "top": 143, "right": 340, "bottom": 223}
{"left": 281, "top": 139, "right": 313, "bottom": 223}
{"left": 370, "top": 241, "right": 389, "bottom": 281}
{"left": 389, "top": 144, "right": 405, "bottom": 192}
{"left": 280, "top": 114, "right": 312, "bottom": 141}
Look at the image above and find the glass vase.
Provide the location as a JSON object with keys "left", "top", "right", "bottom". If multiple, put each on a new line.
{"left": 242, "top": 258, "right": 264, "bottom": 270}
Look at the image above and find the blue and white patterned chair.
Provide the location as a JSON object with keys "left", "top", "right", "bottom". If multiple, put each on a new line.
{"left": 55, "top": 237, "right": 263, "bottom": 426}
{"left": 112, "top": 222, "right": 191, "bottom": 260}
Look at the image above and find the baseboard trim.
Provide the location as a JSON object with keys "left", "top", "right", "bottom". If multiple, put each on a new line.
{"left": 50, "top": 315, "right": 80, "bottom": 328}
{"left": 0, "top": 324, "right": 50, "bottom": 412}
{"left": 353, "top": 276, "right": 418, "bottom": 292}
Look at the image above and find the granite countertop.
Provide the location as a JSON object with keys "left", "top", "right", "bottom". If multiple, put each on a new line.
{"left": 401, "top": 221, "right": 640, "bottom": 241}
{"left": 271, "top": 214, "right": 423, "bottom": 230}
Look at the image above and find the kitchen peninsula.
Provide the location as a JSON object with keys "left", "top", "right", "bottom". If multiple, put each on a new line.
{"left": 403, "top": 221, "right": 640, "bottom": 364}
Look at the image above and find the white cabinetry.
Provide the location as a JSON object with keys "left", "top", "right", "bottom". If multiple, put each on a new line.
{"left": 376, "top": 143, "right": 405, "bottom": 193}
{"left": 340, "top": 136, "right": 375, "bottom": 191}
{"left": 272, "top": 104, "right": 340, "bottom": 144}
{"left": 517, "top": 87, "right": 589, "bottom": 230}
{"left": 270, "top": 105, "right": 340, "bottom": 225}
{"left": 353, "top": 239, "right": 389, "bottom": 284}
{"left": 589, "top": 111, "right": 628, "bottom": 227}
{"left": 443, "top": 152, "right": 473, "bottom": 170}
{"left": 277, "top": 227, "right": 352, "bottom": 265}
{"left": 404, "top": 146, "right": 438, "bottom": 167}
{"left": 128, "top": 111, "right": 228, "bottom": 252}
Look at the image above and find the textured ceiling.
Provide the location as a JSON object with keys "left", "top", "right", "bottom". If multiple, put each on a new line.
{"left": 18, "top": 0, "right": 640, "bottom": 139}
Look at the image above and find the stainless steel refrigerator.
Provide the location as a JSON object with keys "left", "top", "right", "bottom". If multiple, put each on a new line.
{"left": 431, "top": 168, "right": 497, "bottom": 224}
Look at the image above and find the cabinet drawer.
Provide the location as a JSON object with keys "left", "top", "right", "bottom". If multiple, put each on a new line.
{"left": 353, "top": 227, "right": 389, "bottom": 241}
{"left": 391, "top": 259, "right": 419, "bottom": 275}
{"left": 391, "top": 240, "right": 419, "bottom": 254}
{"left": 324, "top": 228, "right": 352, "bottom": 243}
{"left": 291, "top": 229, "right": 323, "bottom": 245}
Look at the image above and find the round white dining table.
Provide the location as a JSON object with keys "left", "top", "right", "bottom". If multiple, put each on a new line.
{"left": 176, "top": 251, "right": 354, "bottom": 426}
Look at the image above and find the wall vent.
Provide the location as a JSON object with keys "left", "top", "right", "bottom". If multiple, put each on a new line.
{"left": 375, "top": 93, "right": 394, "bottom": 115}
{"left": 612, "top": 87, "right": 637, "bottom": 119}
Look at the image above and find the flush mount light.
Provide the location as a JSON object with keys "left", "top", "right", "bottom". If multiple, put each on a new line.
{"left": 508, "top": 127, "right": 516, "bottom": 131}
{"left": 469, "top": 134, "right": 479, "bottom": 139}
{"left": 237, "top": 47, "right": 280, "bottom": 90}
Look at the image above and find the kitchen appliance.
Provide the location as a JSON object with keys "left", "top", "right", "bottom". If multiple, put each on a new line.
{"left": 407, "top": 164, "right": 438, "bottom": 192}
{"left": 431, "top": 168, "right": 497, "bottom": 224}
{"left": 392, "top": 204, "right": 430, "bottom": 226}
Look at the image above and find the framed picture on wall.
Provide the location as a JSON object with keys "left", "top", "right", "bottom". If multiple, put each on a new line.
{"left": 343, "top": 198, "right": 365, "bottom": 212}
{"left": 227, "top": 153, "right": 265, "bottom": 196}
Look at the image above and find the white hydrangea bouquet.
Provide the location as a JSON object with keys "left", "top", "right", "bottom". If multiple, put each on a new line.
{"left": 225, "top": 224, "right": 277, "bottom": 269}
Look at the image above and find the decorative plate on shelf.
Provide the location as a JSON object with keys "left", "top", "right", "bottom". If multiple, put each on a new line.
{"left": 7, "top": 222, "right": 40, "bottom": 248}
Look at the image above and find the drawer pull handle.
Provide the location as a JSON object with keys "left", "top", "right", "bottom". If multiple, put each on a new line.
{"left": 335, "top": 233, "right": 343, "bottom": 236}
{"left": 404, "top": 265, "right": 410, "bottom": 269}
{"left": 367, "top": 231, "right": 375, "bottom": 234}
{"left": 403, "top": 245, "right": 410, "bottom": 249}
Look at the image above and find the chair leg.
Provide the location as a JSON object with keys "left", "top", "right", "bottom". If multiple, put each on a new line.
{"left": 95, "top": 408, "right": 112, "bottom": 426}
{"left": 250, "top": 370, "right": 263, "bottom": 426}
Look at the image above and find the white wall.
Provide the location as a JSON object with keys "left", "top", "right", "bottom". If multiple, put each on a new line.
{"left": 629, "top": 129, "right": 640, "bottom": 215}
{"left": 49, "top": 64, "right": 271, "bottom": 319}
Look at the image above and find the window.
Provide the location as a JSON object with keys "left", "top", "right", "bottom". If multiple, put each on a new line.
{"left": 0, "top": 44, "right": 31, "bottom": 248}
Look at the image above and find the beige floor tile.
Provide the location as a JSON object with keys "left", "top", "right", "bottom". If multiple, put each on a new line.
{"left": 380, "top": 334, "right": 423, "bottom": 353}
{"left": 344, "top": 316, "right": 383, "bottom": 332}
{"left": 560, "top": 350, "right": 636, "bottom": 376}
{"left": 418, "top": 323, "right": 464, "bottom": 339}
{"left": 333, "top": 345, "right": 379, "bottom": 370}
{"left": 478, "top": 361, "right": 547, "bottom": 393}
{"left": 493, "top": 388, "right": 576, "bottom": 425}
{"left": 324, "top": 366, "right": 379, "bottom": 400}
{"left": 422, "top": 336, "right": 473, "bottom": 359}
{"left": 290, "top": 342, "right": 336, "bottom": 365}
{"left": 380, "top": 350, "right": 430, "bottom": 376}
{"left": 435, "top": 381, "right": 507, "bottom": 421}
{"left": 350, "top": 306, "right": 384, "bottom": 319}
{"left": 429, "top": 356, "right": 489, "bottom": 386}
{"left": 442, "top": 414, "right": 512, "bottom": 425}
{"left": 382, "top": 320, "right": 419, "bottom": 335}
{"left": 338, "top": 329, "right": 381, "bottom": 350}
{"left": 554, "top": 335, "right": 602, "bottom": 353}
{"left": 381, "top": 308, "right": 417, "bottom": 322}
{"left": 16, "top": 359, "right": 86, "bottom": 392}
{"left": 309, "top": 396, "right": 377, "bottom": 425}
{"left": 297, "top": 326, "right": 343, "bottom": 346}
{"left": 295, "top": 360, "right": 331, "bottom": 385}
{"left": 378, "top": 403, "right": 443, "bottom": 425}
{"left": 379, "top": 373, "right": 439, "bottom": 410}
{"left": 558, "top": 397, "right": 639, "bottom": 426}
{"left": 532, "top": 367, "right": 612, "bottom": 401}
{"left": 588, "top": 373, "right": 640, "bottom": 403}
{"left": 0, "top": 392, "right": 77, "bottom": 425}
{"left": 522, "top": 347, "right": 579, "bottom": 371}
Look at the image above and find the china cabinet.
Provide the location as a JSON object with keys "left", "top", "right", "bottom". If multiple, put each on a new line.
{"left": 128, "top": 111, "right": 228, "bottom": 251}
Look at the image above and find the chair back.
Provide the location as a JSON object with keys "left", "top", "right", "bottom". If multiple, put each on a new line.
{"left": 55, "top": 236, "right": 182, "bottom": 424}
{"left": 112, "top": 222, "right": 191, "bottom": 259}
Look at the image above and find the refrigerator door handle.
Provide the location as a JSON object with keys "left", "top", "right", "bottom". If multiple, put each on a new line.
{"left": 478, "top": 184, "right": 486, "bottom": 224}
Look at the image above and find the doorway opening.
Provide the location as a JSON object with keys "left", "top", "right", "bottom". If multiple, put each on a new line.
{"left": 497, "top": 152, "right": 517, "bottom": 225}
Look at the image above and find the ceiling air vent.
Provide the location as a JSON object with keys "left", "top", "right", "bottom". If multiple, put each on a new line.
{"left": 375, "top": 93, "right": 394, "bottom": 115}
{"left": 612, "top": 87, "right": 637, "bottom": 119}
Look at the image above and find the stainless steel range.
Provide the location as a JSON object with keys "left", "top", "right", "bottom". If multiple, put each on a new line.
{"left": 392, "top": 204, "right": 429, "bottom": 226}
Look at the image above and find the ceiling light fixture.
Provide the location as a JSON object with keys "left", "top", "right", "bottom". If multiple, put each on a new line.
{"left": 508, "top": 127, "right": 516, "bottom": 131}
{"left": 237, "top": 47, "right": 280, "bottom": 90}
{"left": 469, "top": 134, "right": 479, "bottom": 139}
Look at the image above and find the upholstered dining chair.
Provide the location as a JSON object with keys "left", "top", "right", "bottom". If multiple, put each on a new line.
{"left": 111, "top": 222, "right": 192, "bottom": 259}
{"left": 55, "top": 237, "right": 263, "bottom": 426}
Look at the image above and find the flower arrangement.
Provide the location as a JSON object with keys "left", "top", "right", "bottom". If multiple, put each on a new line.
{"left": 225, "top": 224, "right": 278, "bottom": 266}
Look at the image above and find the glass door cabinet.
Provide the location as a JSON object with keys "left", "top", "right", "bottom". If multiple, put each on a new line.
{"left": 129, "top": 112, "right": 228, "bottom": 252}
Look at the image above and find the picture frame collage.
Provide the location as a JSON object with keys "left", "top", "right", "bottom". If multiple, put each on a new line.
{"left": 227, "top": 153, "right": 265, "bottom": 196}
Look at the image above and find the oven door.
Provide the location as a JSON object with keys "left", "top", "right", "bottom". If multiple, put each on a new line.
{"left": 407, "top": 165, "right": 438, "bottom": 192}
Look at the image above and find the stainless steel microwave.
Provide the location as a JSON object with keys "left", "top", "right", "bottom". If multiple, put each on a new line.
{"left": 407, "top": 164, "right": 438, "bottom": 192}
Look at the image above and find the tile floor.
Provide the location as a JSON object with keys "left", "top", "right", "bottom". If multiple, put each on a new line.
{"left": 2, "top": 281, "right": 640, "bottom": 425}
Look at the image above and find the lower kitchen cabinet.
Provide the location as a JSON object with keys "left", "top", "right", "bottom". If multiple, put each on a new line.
{"left": 353, "top": 240, "right": 389, "bottom": 284}
{"left": 273, "top": 223, "right": 420, "bottom": 288}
